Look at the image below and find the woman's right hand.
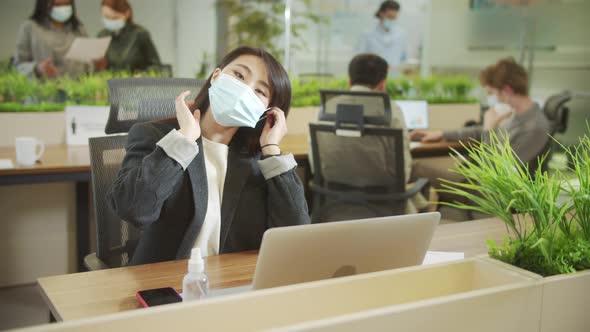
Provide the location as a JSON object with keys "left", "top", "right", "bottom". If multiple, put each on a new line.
{"left": 176, "top": 91, "right": 201, "bottom": 141}
{"left": 36, "top": 58, "right": 57, "bottom": 78}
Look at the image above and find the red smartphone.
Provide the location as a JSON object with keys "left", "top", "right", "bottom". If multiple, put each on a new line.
{"left": 136, "top": 287, "right": 182, "bottom": 307}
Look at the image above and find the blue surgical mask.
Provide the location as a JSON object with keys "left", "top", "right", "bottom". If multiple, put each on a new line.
{"left": 50, "top": 5, "right": 73, "bottom": 23}
{"left": 382, "top": 18, "right": 397, "bottom": 31}
{"left": 487, "top": 94, "right": 499, "bottom": 108}
{"left": 487, "top": 94, "right": 512, "bottom": 115}
{"left": 102, "top": 16, "right": 126, "bottom": 32}
{"left": 208, "top": 73, "right": 267, "bottom": 128}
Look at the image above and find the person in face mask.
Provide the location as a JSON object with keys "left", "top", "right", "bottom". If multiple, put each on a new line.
{"left": 108, "top": 46, "right": 310, "bottom": 265}
{"left": 95, "top": 0, "right": 162, "bottom": 73}
{"left": 409, "top": 58, "right": 551, "bottom": 205}
{"left": 356, "top": 1, "right": 407, "bottom": 78}
{"left": 13, "top": 0, "right": 90, "bottom": 79}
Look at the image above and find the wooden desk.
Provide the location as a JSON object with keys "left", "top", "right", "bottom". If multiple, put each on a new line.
{"left": 409, "top": 141, "right": 465, "bottom": 158}
{"left": 38, "top": 217, "right": 509, "bottom": 322}
{"left": 280, "top": 134, "right": 466, "bottom": 159}
{"left": 0, "top": 145, "right": 91, "bottom": 272}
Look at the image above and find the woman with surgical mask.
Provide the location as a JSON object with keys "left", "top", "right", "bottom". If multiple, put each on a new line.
{"left": 95, "top": 0, "right": 161, "bottom": 72}
{"left": 356, "top": 0, "right": 407, "bottom": 78}
{"left": 14, "top": 0, "right": 90, "bottom": 79}
{"left": 108, "top": 46, "right": 310, "bottom": 265}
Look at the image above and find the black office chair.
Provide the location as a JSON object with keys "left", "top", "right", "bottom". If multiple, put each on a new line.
{"left": 319, "top": 89, "right": 393, "bottom": 125}
{"left": 105, "top": 77, "right": 204, "bottom": 134}
{"left": 85, "top": 135, "right": 139, "bottom": 270}
{"left": 85, "top": 78, "right": 205, "bottom": 270}
{"left": 543, "top": 91, "right": 571, "bottom": 136}
{"left": 309, "top": 97, "right": 428, "bottom": 223}
{"left": 528, "top": 91, "right": 572, "bottom": 175}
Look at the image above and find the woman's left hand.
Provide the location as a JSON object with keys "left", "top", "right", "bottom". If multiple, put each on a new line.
{"left": 260, "top": 107, "right": 288, "bottom": 155}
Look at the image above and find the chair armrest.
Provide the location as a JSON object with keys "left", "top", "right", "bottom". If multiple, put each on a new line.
{"left": 84, "top": 253, "right": 110, "bottom": 271}
{"left": 310, "top": 178, "right": 429, "bottom": 202}
{"left": 405, "top": 177, "right": 429, "bottom": 198}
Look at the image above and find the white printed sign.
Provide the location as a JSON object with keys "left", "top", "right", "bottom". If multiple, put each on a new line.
{"left": 65, "top": 105, "right": 110, "bottom": 145}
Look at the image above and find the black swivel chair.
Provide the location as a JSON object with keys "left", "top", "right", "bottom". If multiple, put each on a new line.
{"left": 85, "top": 78, "right": 204, "bottom": 270}
{"left": 85, "top": 135, "right": 137, "bottom": 269}
{"left": 309, "top": 90, "right": 428, "bottom": 223}
{"left": 543, "top": 91, "right": 571, "bottom": 136}
{"left": 527, "top": 91, "right": 572, "bottom": 175}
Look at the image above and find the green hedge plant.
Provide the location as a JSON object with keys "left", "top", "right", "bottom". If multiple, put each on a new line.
{"left": 0, "top": 69, "right": 165, "bottom": 112}
{"left": 290, "top": 75, "right": 478, "bottom": 107}
{"left": 0, "top": 69, "right": 479, "bottom": 111}
{"left": 438, "top": 130, "right": 590, "bottom": 276}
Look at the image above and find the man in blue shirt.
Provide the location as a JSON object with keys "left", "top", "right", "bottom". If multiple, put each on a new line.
{"left": 357, "top": 1, "right": 407, "bottom": 78}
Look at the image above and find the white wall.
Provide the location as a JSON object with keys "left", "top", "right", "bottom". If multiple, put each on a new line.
{"left": 176, "top": 0, "right": 218, "bottom": 78}
{"left": 0, "top": 0, "right": 33, "bottom": 62}
{"left": 424, "top": 0, "right": 590, "bottom": 96}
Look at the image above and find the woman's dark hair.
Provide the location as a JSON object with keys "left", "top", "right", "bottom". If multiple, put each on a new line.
{"left": 375, "top": 0, "right": 400, "bottom": 18}
{"left": 349, "top": 53, "right": 388, "bottom": 88}
{"left": 190, "top": 46, "right": 291, "bottom": 156}
{"left": 102, "top": 0, "right": 133, "bottom": 24}
{"left": 30, "top": 0, "right": 82, "bottom": 32}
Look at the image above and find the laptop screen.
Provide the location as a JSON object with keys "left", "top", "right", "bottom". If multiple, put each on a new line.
{"left": 394, "top": 100, "right": 429, "bottom": 130}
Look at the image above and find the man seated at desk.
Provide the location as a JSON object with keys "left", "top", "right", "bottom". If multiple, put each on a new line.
{"left": 313, "top": 53, "right": 428, "bottom": 221}
{"left": 410, "top": 57, "right": 551, "bottom": 204}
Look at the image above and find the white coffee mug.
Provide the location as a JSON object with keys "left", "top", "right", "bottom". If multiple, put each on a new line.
{"left": 15, "top": 137, "right": 45, "bottom": 167}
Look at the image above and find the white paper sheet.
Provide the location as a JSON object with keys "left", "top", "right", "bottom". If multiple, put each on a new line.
{"left": 0, "top": 159, "right": 15, "bottom": 170}
{"left": 422, "top": 251, "right": 465, "bottom": 265}
{"left": 64, "top": 37, "right": 111, "bottom": 62}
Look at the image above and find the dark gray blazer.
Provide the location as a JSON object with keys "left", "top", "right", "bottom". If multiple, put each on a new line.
{"left": 107, "top": 120, "right": 310, "bottom": 265}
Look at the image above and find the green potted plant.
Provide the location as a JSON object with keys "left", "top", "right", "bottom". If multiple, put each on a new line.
{"left": 438, "top": 129, "right": 590, "bottom": 331}
{"left": 218, "top": 0, "right": 327, "bottom": 61}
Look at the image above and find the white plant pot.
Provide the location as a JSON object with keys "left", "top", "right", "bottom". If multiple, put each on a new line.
{"left": 288, "top": 106, "right": 319, "bottom": 135}
{"left": 21, "top": 257, "right": 542, "bottom": 332}
{"left": 0, "top": 112, "right": 66, "bottom": 147}
{"left": 479, "top": 257, "right": 590, "bottom": 332}
{"left": 428, "top": 103, "right": 480, "bottom": 131}
{"left": 288, "top": 103, "right": 480, "bottom": 136}
{"left": 538, "top": 269, "right": 590, "bottom": 332}
{"left": 0, "top": 105, "right": 111, "bottom": 147}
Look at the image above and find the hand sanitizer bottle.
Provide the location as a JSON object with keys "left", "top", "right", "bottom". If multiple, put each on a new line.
{"left": 182, "top": 248, "right": 209, "bottom": 301}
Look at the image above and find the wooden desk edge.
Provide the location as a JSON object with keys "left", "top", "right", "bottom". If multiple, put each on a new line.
{"left": 0, "top": 166, "right": 91, "bottom": 176}
{"left": 37, "top": 280, "right": 64, "bottom": 321}
{"left": 36, "top": 218, "right": 508, "bottom": 322}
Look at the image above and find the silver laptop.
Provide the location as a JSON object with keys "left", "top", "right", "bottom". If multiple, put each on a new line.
{"left": 395, "top": 100, "right": 429, "bottom": 130}
{"left": 209, "top": 212, "right": 440, "bottom": 296}
{"left": 252, "top": 212, "right": 440, "bottom": 290}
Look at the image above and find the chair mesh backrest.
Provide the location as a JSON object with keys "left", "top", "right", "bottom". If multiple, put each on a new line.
{"left": 319, "top": 89, "right": 392, "bottom": 126}
{"left": 89, "top": 135, "right": 139, "bottom": 268}
{"left": 542, "top": 91, "right": 571, "bottom": 134}
{"left": 310, "top": 123, "right": 406, "bottom": 192}
{"left": 106, "top": 78, "right": 204, "bottom": 134}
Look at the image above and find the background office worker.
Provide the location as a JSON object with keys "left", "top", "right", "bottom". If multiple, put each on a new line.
{"left": 108, "top": 46, "right": 310, "bottom": 265}
{"left": 410, "top": 58, "right": 551, "bottom": 201}
{"left": 357, "top": 0, "right": 407, "bottom": 78}
{"left": 317, "top": 54, "right": 427, "bottom": 221}
{"left": 95, "top": 0, "right": 162, "bottom": 72}
{"left": 14, "top": 0, "right": 90, "bottom": 79}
